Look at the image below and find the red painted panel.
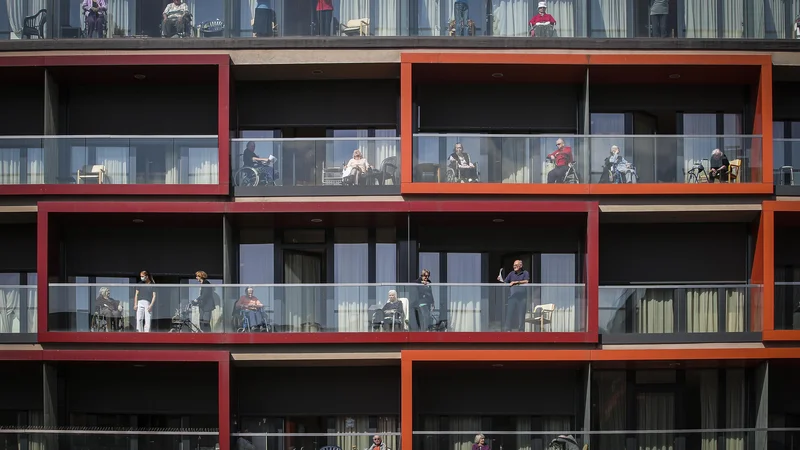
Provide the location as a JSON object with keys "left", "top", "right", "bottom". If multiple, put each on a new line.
{"left": 40, "top": 349, "right": 228, "bottom": 362}
{"left": 0, "top": 184, "right": 227, "bottom": 196}
{"left": 586, "top": 207, "right": 599, "bottom": 335}
{"left": 218, "top": 357, "right": 231, "bottom": 450}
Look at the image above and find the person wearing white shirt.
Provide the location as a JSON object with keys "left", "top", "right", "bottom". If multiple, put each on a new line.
{"left": 162, "top": 0, "right": 190, "bottom": 37}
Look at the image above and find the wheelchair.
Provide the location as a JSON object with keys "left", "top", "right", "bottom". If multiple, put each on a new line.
{"left": 600, "top": 158, "right": 638, "bottom": 183}
{"left": 161, "top": 12, "right": 193, "bottom": 38}
{"left": 563, "top": 161, "right": 580, "bottom": 184}
{"left": 234, "top": 308, "right": 271, "bottom": 333}
{"left": 234, "top": 161, "right": 279, "bottom": 187}
{"left": 530, "top": 22, "right": 555, "bottom": 37}
{"left": 446, "top": 164, "right": 480, "bottom": 183}
{"left": 169, "top": 303, "right": 203, "bottom": 333}
{"left": 90, "top": 307, "right": 121, "bottom": 332}
{"left": 371, "top": 308, "right": 405, "bottom": 332}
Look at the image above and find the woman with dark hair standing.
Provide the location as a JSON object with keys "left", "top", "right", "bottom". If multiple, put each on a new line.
{"left": 192, "top": 271, "right": 215, "bottom": 332}
{"left": 134, "top": 271, "right": 156, "bottom": 332}
{"left": 412, "top": 269, "right": 435, "bottom": 331}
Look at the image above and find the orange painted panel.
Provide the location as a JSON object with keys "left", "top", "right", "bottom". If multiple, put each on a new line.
{"left": 400, "top": 181, "right": 774, "bottom": 196}
{"left": 401, "top": 53, "right": 589, "bottom": 65}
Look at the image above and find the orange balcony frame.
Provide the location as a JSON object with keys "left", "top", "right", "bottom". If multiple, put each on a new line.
{"left": 762, "top": 200, "right": 800, "bottom": 341}
{"left": 399, "top": 53, "right": 774, "bottom": 196}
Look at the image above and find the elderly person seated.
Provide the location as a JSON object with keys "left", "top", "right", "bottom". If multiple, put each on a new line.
{"left": 82, "top": 0, "right": 107, "bottom": 38}
{"left": 372, "top": 290, "right": 407, "bottom": 331}
{"left": 473, "top": 434, "right": 490, "bottom": 450}
{"left": 366, "top": 435, "right": 391, "bottom": 450}
{"left": 343, "top": 149, "right": 372, "bottom": 185}
{"left": 708, "top": 148, "right": 730, "bottom": 183}
{"left": 530, "top": 2, "right": 556, "bottom": 36}
{"left": 608, "top": 145, "right": 637, "bottom": 183}
{"left": 448, "top": 142, "right": 478, "bottom": 182}
{"left": 162, "top": 0, "right": 191, "bottom": 37}
{"left": 95, "top": 287, "right": 122, "bottom": 331}
{"left": 235, "top": 286, "right": 268, "bottom": 331}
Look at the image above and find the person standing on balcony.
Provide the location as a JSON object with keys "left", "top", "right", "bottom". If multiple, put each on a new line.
{"left": 412, "top": 269, "right": 435, "bottom": 331}
{"left": 497, "top": 260, "right": 530, "bottom": 332}
{"left": 192, "top": 271, "right": 216, "bottom": 332}
{"left": 316, "top": 0, "right": 334, "bottom": 36}
{"left": 650, "top": 0, "right": 669, "bottom": 38}
{"left": 135, "top": 271, "right": 156, "bottom": 332}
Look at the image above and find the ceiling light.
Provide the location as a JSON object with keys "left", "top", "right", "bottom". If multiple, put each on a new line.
{"left": 133, "top": 74, "right": 146, "bottom": 80}
{"left": 668, "top": 73, "right": 681, "bottom": 79}
{"left": 132, "top": 219, "right": 144, "bottom": 224}
{"left": 491, "top": 72, "right": 504, "bottom": 78}
{"left": 492, "top": 218, "right": 505, "bottom": 223}
{"left": 311, "top": 69, "right": 324, "bottom": 75}
{"left": 491, "top": 363, "right": 504, "bottom": 368}
{"left": 310, "top": 218, "right": 323, "bottom": 223}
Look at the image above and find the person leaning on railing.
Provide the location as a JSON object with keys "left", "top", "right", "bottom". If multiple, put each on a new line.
{"left": 412, "top": 269, "right": 435, "bottom": 331}
{"left": 192, "top": 271, "right": 215, "bottom": 332}
{"left": 497, "top": 260, "right": 531, "bottom": 332}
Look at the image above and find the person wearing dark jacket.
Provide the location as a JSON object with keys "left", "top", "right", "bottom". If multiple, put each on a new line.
{"left": 192, "top": 270, "right": 215, "bottom": 332}
{"left": 95, "top": 287, "right": 122, "bottom": 331}
{"left": 411, "top": 269, "right": 435, "bottom": 331}
{"left": 708, "top": 148, "right": 730, "bottom": 183}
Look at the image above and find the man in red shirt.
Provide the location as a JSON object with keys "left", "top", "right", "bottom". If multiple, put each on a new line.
{"left": 546, "top": 138, "right": 572, "bottom": 183}
{"left": 530, "top": 2, "right": 556, "bottom": 36}
{"left": 316, "top": 0, "right": 333, "bottom": 36}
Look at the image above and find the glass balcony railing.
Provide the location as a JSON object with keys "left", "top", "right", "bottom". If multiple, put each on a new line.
{"left": 774, "top": 282, "right": 800, "bottom": 331}
{"left": 599, "top": 284, "right": 761, "bottom": 335}
{"left": 231, "top": 432, "right": 400, "bottom": 450}
{"left": 0, "top": 429, "right": 218, "bottom": 449}
{"left": 47, "top": 283, "right": 586, "bottom": 334}
{"left": 20, "top": 0, "right": 800, "bottom": 40}
{"left": 231, "top": 138, "right": 399, "bottom": 189}
{"left": 0, "top": 285, "right": 37, "bottom": 335}
{"left": 0, "top": 136, "right": 219, "bottom": 186}
{"left": 774, "top": 139, "right": 800, "bottom": 186}
{"left": 413, "top": 134, "right": 760, "bottom": 185}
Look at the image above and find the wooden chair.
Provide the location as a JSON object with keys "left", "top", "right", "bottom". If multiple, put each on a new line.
{"left": 77, "top": 165, "right": 106, "bottom": 184}
{"left": 532, "top": 303, "right": 556, "bottom": 331}
{"left": 727, "top": 159, "right": 742, "bottom": 183}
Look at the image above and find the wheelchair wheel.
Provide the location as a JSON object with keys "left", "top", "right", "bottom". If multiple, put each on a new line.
{"left": 686, "top": 172, "right": 699, "bottom": 184}
{"left": 234, "top": 167, "right": 259, "bottom": 187}
{"left": 446, "top": 168, "right": 456, "bottom": 183}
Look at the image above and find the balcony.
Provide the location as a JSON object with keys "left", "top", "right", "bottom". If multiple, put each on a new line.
{"left": 774, "top": 138, "right": 800, "bottom": 194}
{"left": 47, "top": 283, "right": 587, "bottom": 338}
{"left": 0, "top": 285, "right": 37, "bottom": 341}
{"left": 231, "top": 137, "right": 399, "bottom": 196}
{"left": 599, "top": 284, "right": 761, "bottom": 343}
{"left": 12, "top": 0, "right": 800, "bottom": 41}
{"left": 411, "top": 134, "right": 761, "bottom": 190}
{"left": 0, "top": 136, "right": 219, "bottom": 191}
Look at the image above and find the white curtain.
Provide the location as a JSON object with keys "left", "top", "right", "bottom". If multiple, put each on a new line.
{"left": 686, "top": 288, "right": 745, "bottom": 333}
{"left": 417, "top": 0, "right": 442, "bottom": 35}
{"left": 540, "top": 254, "right": 577, "bottom": 332}
{"left": 698, "top": 370, "right": 718, "bottom": 450}
{"left": 596, "top": 371, "right": 626, "bottom": 450}
{"left": 500, "top": 137, "right": 531, "bottom": 183}
{"left": 685, "top": 0, "right": 743, "bottom": 38}
{"left": 543, "top": 417, "right": 572, "bottom": 446}
{"left": 637, "top": 289, "right": 674, "bottom": 333}
{"left": 6, "top": 0, "right": 47, "bottom": 38}
{"left": 283, "top": 254, "right": 321, "bottom": 331}
{"left": 335, "top": 243, "right": 370, "bottom": 332}
{"left": 96, "top": 147, "right": 130, "bottom": 184}
{"left": 27, "top": 286, "right": 38, "bottom": 333}
{"left": 754, "top": 0, "right": 789, "bottom": 38}
{"left": 492, "top": 0, "right": 529, "bottom": 37}
{"left": 726, "top": 369, "right": 746, "bottom": 450}
{"left": 28, "top": 148, "right": 44, "bottom": 183}
{"left": 0, "top": 287, "right": 20, "bottom": 333}
{"left": 549, "top": 0, "right": 580, "bottom": 37}
{"left": 182, "top": 148, "right": 219, "bottom": 184}
{"left": 682, "top": 115, "right": 718, "bottom": 180}
{"left": 447, "top": 417, "right": 481, "bottom": 450}
{"left": 590, "top": 0, "right": 626, "bottom": 37}
{"left": 517, "top": 416, "right": 532, "bottom": 450}
{"left": 447, "top": 253, "right": 483, "bottom": 332}
{"left": 373, "top": 0, "right": 400, "bottom": 36}
{"left": 637, "top": 392, "right": 675, "bottom": 450}
{"left": 0, "top": 149, "right": 21, "bottom": 184}
{"left": 333, "top": 416, "right": 399, "bottom": 450}
{"left": 108, "top": 0, "right": 136, "bottom": 36}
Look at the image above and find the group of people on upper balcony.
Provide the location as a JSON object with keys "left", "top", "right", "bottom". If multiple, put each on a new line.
{"left": 81, "top": 0, "right": 190, "bottom": 38}
{"left": 529, "top": 0, "right": 669, "bottom": 37}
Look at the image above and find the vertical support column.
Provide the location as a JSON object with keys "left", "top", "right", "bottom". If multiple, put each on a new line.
{"left": 585, "top": 205, "right": 599, "bottom": 336}
{"left": 754, "top": 361, "right": 768, "bottom": 450}
{"left": 223, "top": 214, "right": 236, "bottom": 284}
{"left": 582, "top": 362, "right": 592, "bottom": 448}
{"left": 762, "top": 204, "right": 774, "bottom": 333}
{"left": 400, "top": 61, "right": 413, "bottom": 188}
{"left": 751, "top": 210, "right": 765, "bottom": 332}
{"left": 37, "top": 207, "right": 49, "bottom": 338}
{"left": 43, "top": 69, "right": 59, "bottom": 184}
{"left": 753, "top": 61, "right": 773, "bottom": 184}
{"left": 218, "top": 59, "right": 231, "bottom": 192}
{"left": 401, "top": 354, "right": 413, "bottom": 450}
{"left": 218, "top": 355, "right": 231, "bottom": 450}
{"left": 43, "top": 362, "right": 58, "bottom": 450}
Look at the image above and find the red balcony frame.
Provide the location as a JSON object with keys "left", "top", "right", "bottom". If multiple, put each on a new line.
{"left": 37, "top": 199, "right": 600, "bottom": 345}
{"left": 0, "top": 54, "right": 230, "bottom": 196}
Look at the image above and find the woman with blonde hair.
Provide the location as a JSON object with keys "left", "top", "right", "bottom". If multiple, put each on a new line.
{"left": 473, "top": 434, "right": 489, "bottom": 450}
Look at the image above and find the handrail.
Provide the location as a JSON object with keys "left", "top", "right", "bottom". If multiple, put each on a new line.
{"left": 50, "top": 282, "right": 585, "bottom": 288}
{"left": 231, "top": 137, "right": 400, "bottom": 142}
{"left": 0, "top": 135, "right": 218, "bottom": 139}
{"left": 414, "top": 133, "right": 762, "bottom": 139}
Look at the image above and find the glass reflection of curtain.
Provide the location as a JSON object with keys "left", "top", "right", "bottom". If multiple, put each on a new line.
{"left": 637, "top": 392, "right": 674, "bottom": 450}
{"left": 0, "top": 287, "right": 20, "bottom": 333}
{"left": 284, "top": 254, "right": 321, "bottom": 331}
{"left": 549, "top": 0, "right": 580, "bottom": 37}
{"left": 500, "top": 137, "right": 530, "bottom": 184}
{"left": 182, "top": 148, "right": 219, "bottom": 184}
{"left": 637, "top": 289, "right": 674, "bottom": 333}
{"left": 726, "top": 369, "right": 745, "bottom": 450}
{"left": 28, "top": 148, "right": 44, "bottom": 183}
{"left": 596, "top": 371, "right": 626, "bottom": 450}
{"left": 492, "top": 0, "right": 529, "bottom": 37}
{"left": 417, "top": 0, "right": 442, "bottom": 35}
{"left": 698, "top": 370, "right": 718, "bottom": 450}
{"left": 540, "top": 254, "right": 576, "bottom": 332}
{"left": 447, "top": 253, "right": 483, "bottom": 332}
{"left": 447, "top": 417, "right": 480, "bottom": 450}
{"left": 683, "top": 114, "right": 717, "bottom": 180}
{"left": 517, "top": 416, "right": 532, "bottom": 450}
{"left": 96, "top": 147, "right": 129, "bottom": 184}
{"left": 334, "top": 416, "right": 370, "bottom": 450}
{"left": 335, "top": 241, "right": 369, "bottom": 332}
{"left": 684, "top": 0, "right": 717, "bottom": 37}
{"left": 27, "top": 286, "right": 37, "bottom": 333}
{"left": 722, "top": 0, "right": 744, "bottom": 38}
{"left": 686, "top": 288, "right": 718, "bottom": 332}
{"left": 543, "top": 417, "right": 571, "bottom": 445}
{"left": 108, "top": 0, "right": 136, "bottom": 36}
{"left": 29, "top": 410, "right": 44, "bottom": 450}
{"left": 590, "top": 0, "right": 627, "bottom": 37}
{"left": 754, "top": 0, "right": 788, "bottom": 38}
{"left": 0, "top": 149, "right": 21, "bottom": 184}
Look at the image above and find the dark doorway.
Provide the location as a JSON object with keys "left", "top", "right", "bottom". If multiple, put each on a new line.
{"left": 283, "top": 248, "right": 325, "bottom": 331}
{"left": 137, "top": 0, "right": 165, "bottom": 37}
{"left": 282, "top": 1, "right": 315, "bottom": 36}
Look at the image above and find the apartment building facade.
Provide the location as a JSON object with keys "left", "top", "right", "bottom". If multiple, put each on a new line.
{"left": 1, "top": 1, "right": 800, "bottom": 449}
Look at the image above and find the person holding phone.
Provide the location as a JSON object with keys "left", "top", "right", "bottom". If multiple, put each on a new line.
{"left": 497, "top": 260, "right": 530, "bottom": 332}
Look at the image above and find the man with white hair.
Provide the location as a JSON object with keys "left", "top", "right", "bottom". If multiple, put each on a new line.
{"left": 708, "top": 148, "right": 730, "bottom": 183}
{"left": 366, "top": 435, "right": 390, "bottom": 450}
{"left": 529, "top": 2, "right": 556, "bottom": 36}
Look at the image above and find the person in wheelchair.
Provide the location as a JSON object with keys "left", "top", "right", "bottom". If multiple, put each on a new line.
{"left": 235, "top": 287, "right": 268, "bottom": 332}
{"left": 607, "top": 145, "right": 638, "bottom": 183}
{"left": 529, "top": 2, "right": 556, "bottom": 36}
{"left": 708, "top": 148, "right": 730, "bottom": 183}
{"left": 242, "top": 141, "right": 279, "bottom": 185}
{"left": 162, "top": 0, "right": 192, "bottom": 38}
{"left": 546, "top": 138, "right": 573, "bottom": 183}
{"left": 343, "top": 149, "right": 373, "bottom": 186}
{"left": 82, "top": 0, "right": 107, "bottom": 38}
{"left": 448, "top": 143, "right": 479, "bottom": 182}
{"left": 372, "top": 290, "right": 406, "bottom": 332}
{"left": 94, "top": 287, "right": 122, "bottom": 331}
